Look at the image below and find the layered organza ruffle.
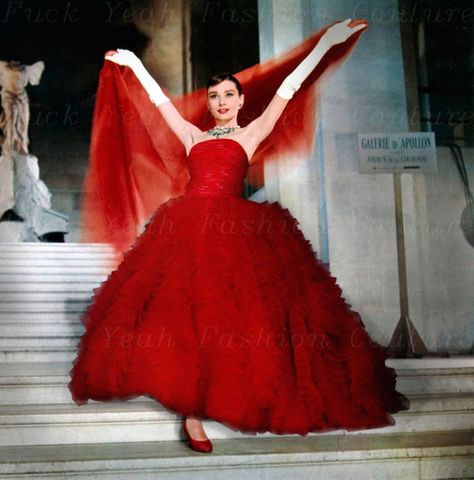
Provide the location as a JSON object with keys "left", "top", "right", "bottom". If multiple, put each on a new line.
{"left": 69, "top": 193, "right": 410, "bottom": 435}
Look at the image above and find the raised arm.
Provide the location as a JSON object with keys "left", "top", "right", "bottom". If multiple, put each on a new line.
{"left": 105, "top": 49, "right": 200, "bottom": 148}
{"left": 246, "top": 19, "right": 368, "bottom": 144}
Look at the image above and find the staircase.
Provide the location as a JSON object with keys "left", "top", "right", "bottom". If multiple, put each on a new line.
{"left": 0, "top": 242, "right": 472, "bottom": 479}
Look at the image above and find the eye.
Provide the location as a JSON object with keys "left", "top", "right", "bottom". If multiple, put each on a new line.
{"left": 226, "top": 92, "right": 234, "bottom": 97}
{"left": 209, "top": 94, "right": 217, "bottom": 99}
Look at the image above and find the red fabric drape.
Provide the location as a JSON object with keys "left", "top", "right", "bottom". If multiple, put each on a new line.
{"left": 80, "top": 20, "right": 368, "bottom": 254}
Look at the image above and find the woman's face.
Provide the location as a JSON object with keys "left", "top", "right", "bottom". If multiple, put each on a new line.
{"left": 207, "top": 79, "right": 243, "bottom": 124}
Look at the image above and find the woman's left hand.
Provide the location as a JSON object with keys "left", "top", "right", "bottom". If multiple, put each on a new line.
{"left": 323, "top": 18, "right": 368, "bottom": 48}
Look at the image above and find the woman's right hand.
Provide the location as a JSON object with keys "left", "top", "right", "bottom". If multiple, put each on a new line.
{"left": 104, "top": 49, "right": 142, "bottom": 69}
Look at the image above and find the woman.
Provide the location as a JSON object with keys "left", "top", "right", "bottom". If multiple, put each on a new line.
{"left": 69, "top": 18, "right": 410, "bottom": 453}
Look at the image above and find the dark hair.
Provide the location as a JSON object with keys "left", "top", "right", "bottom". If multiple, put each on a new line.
{"left": 206, "top": 72, "right": 243, "bottom": 96}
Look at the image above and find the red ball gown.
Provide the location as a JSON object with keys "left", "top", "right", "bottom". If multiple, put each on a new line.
{"left": 69, "top": 137, "right": 410, "bottom": 435}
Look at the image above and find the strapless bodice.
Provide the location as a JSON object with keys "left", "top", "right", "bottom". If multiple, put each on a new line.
{"left": 184, "top": 138, "right": 249, "bottom": 197}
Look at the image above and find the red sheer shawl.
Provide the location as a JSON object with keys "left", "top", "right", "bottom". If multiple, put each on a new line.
{"left": 80, "top": 20, "right": 368, "bottom": 254}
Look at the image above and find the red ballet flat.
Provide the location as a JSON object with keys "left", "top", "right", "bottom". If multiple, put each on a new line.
{"left": 182, "top": 418, "right": 213, "bottom": 453}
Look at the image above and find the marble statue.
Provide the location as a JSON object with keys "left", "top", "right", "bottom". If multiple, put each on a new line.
{"left": 0, "top": 59, "right": 68, "bottom": 242}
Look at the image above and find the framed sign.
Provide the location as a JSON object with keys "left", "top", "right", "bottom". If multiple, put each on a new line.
{"left": 358, "top": 132, "right": 437, "bottom": 173}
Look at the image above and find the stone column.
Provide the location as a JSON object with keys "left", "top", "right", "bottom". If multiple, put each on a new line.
{"left": 257, "top": 0, "right": 323, "bottom": 255}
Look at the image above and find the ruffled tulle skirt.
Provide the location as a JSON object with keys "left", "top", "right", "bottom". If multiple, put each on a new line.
{"left": 69, "top": 194, "right": 410, "bottom": 435}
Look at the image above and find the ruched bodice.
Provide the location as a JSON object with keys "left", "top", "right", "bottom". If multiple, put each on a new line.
{"left": 185, "top": 138, "right": 249, "bottom": 197}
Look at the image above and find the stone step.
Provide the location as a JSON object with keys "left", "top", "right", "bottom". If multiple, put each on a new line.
{"left": 0, "top": 301, "right": 88, "bottom": 313}
{"left": 0, "top": 274, "right": 106, "bottom": 285}
{"left": 0, "top": 311, "right": 82, "bottom": 323}
{"left": 0, "top": 291, "right": 96, "bottom": 301}
{"left": 0, "top": 257, "right": 117, "bottom": 267}
{"left": 0, "top": 251, "right": 117, "bottom": 260}
{"left": 0, "top": 281, "right": 102, "bottom": 296}
{"left": 0, "top": 265, "right": 113, "bottom": 274}
{"left": 0, "top": 348, "right": 75, "bottom": 363}
{"left": 0, "top": 392, "right": 472, "bottom": 447}
{"left": 395, "top": 368, "right": 474, "bottom": 394}
{"left": 0, "top": 360, "right": 473, "bottom": 405}
{"left": 0, "top": 337, "right": 79, "bottom": 348}
{"left": 0, "top": 243, "right": 115, "bottom": 251}
{"left": 0, "top": 242, "right": 112, "bottom": 251}
{"left": 0, "top": 430, "right": 471, "bottom": 479}
{"left": 0, "top": 322, "right": 84, "bottom": 337}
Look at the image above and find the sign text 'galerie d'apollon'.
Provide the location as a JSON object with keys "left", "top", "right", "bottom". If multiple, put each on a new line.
{"left": 358, "top": 132, "right": 437, "bottom": 174}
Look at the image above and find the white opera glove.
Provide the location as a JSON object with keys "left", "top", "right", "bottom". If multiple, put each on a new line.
{"left": 276, "top": 18, "right": 368, "bottom": 100}
{"left": 105, "top": 48, "right": 170, "bottom": 107}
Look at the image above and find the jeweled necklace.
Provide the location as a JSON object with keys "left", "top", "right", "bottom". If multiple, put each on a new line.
{"left": 207, "top": 125, "right": 240, "bottom": 138}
